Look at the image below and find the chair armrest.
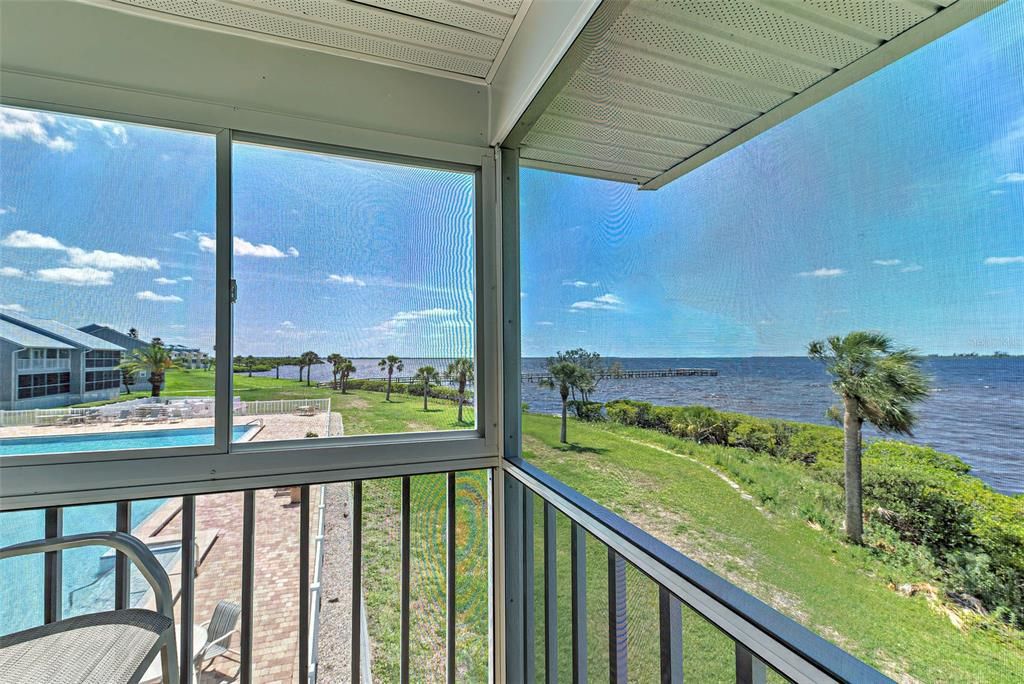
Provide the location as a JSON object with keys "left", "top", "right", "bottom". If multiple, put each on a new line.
{"left": 1, "top": 532, "right": 176, "bottom": 626}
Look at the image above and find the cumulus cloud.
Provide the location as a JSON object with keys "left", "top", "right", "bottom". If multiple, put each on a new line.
{"left": 136, "top": 290, "right": 183, "bottom": 302}
{"left": 0, "top": 303, "right": 25, "bottom": 312}
{"left": 372, "top": 307, "right": 459, "bottom": 336}
{"left": 198, "top": 234, "right": 297, "bottom": 258}
{"left": 67, "top": 247, "right": 159, "bottom": 270}
{"left": 0, "top": 206, "right": 15, "bottom": 215}
{"left": 88, "top": 119, "right": 128, "bottom": 147}
{"left": 562, "top": 279, "right": 599, "bottom": 288}
{"left": 901, "top": 264, "right": 923, "bottom": 273}
{"left": 571, "top": 293, "right": 624, "bottom": 311}
{"left": 0, "top": 107, "right": 74, "bottom": 151}
{"left": 36, "top": 267, "right": 113, "bottom": 286}
{"left": 1, "top": 229, "right": 66, "bottom": 250}
{"left": 154, "top": 277, "right": 177, "bottom": 285}
{"left": 985, "top": 256, "right": 1024, "bottom": 265}
{"left": 171, "top": 231, "right": 194, "bottom": 241}
{"left": 996, "top": 172, "right": 1024, "bottom": 183}
{"left": 873, "top": 259, "right": 902, "bottom": 266}
{"left": 797, "top": 268, "right": 845, "bottom": 277}
{"left": 327, "top": 274, "right": 366, "bottom": 286}
{"left": 280, "top": 320, "right": 295, "bottom": 328}
{"left": 0, "top": 266, "right": 25, "bottom": 278}
{"left": 180, "top": 276, "right": 193, "bottom": 281}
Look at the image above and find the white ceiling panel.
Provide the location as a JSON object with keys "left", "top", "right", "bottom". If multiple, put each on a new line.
{"left": 87, "top": 0, "right": 529, "bottom": 81}
{"left": 509, "top": 0, "right": 1001, "bottom": 188}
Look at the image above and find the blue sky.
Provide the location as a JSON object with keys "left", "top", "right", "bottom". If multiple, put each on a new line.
{"left": 522, "top": 1, "right": 1024, "bottom": 357}
{"left": 2, "top": 2, "right": 1022, "bottom": 359}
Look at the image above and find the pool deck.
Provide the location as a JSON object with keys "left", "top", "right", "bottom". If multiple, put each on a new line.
{"left": 0, "top": 413, "right": 330, "bottom": 441}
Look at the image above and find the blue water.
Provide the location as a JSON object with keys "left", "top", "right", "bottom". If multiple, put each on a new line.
{"left": 0, "top": 426, "right": 250, "bottom": 456}
{"left": 520, "top": 357, "right": 1024, "bottom": 495}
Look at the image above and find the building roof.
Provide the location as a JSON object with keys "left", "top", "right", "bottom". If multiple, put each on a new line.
{"left": 0, "top": 312, "right": 125, "bottom": 351}
{"left": 0, "top": 319, "right": 75, "bottom": 350}
{"left": 79, "top": 324, "right": 151, "bottom": 351}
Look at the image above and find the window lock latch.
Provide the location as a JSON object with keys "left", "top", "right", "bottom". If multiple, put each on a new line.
{"left": 230, "top": 279, "right": 237, "bottom": 304}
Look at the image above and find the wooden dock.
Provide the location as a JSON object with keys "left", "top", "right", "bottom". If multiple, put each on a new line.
{"left": 521, "top": 368, "right": 717, "bottom": 383}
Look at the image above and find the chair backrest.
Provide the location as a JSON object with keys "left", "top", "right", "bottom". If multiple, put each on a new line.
{"left": 208, "top": 600, "right": 241, "bottom": 641}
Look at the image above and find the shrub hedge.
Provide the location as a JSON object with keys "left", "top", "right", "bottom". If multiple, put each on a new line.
{"left": 343, "top": 378, "right": 472, "bottom": 404}
{"left": 603, "top": 399, "right": 1024, "bottom": 625}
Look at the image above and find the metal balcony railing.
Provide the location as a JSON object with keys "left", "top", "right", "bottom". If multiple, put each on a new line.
{"left": 502, "top": 457, "right": 893, "bottom": 684}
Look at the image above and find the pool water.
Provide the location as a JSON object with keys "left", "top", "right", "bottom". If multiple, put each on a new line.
{"left": 0, "top": 426, "right": 251, "bottom": 456}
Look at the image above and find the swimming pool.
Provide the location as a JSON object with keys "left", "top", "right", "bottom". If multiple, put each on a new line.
{"left": 0, "top": 425, "right": 253, "bottom": 456}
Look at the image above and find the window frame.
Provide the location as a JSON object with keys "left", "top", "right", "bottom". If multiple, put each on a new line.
{"left": 0, "top": 104, "right": 501, "bottom": 510}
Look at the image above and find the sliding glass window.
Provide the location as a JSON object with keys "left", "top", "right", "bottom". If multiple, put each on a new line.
{"left": 0, "top": 105, "right": 216, "bottom": 456}
{"left": 230, "top": 139, "right": 477, "bottom": 443}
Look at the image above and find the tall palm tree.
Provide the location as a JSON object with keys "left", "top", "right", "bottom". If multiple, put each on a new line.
{"left": 539, "top": 360, "right": 583, "bottom": 444}
{"left": 121, "top": 344, "right": 179, "bottom": 397}
{"left": 413, "top": 365, "right": 440, "bottom": 411}
{"left": 299, "top": 351, "right": 320, "bottom": 387}
{"left": 337, "top": 357, "right": 356, "bottom": 394}
{"left": 244, "top": 355, "right": 256, "bottom": 377}
{"left": 378, "top": 355, "right": 404, "bottom": 401}
{"left": 326, "top": 353, "right": 344, "bottom": 387}
{"left": 445, "top": 358, "right": 474, "bottom": 423}
{"left": 808, "top": 331, "right": 929, "bottom": 544}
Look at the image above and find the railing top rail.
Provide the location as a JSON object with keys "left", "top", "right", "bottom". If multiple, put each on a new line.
{"left": 504, "top": 457, "right": 893, "bottom": 684}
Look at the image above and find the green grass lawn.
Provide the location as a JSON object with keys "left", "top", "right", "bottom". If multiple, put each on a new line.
{"left": 522, "top": 413, "right": 1024, "bottom": 683}
{"left": 76, "top": 371, "right": 1022, "bottom": 680}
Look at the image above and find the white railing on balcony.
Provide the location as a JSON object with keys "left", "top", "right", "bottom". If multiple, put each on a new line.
{"left": 16, "top": 359, "right": 71, "bottom": 371}
{"left": 235, "top": 398, "right": 331, "bottom": 416}
{"left": 307, "top": 483, "right": 327, "bottom": 684}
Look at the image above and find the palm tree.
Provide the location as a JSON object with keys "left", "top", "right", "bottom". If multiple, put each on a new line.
{"left": 539, "top": 360, "right": 583, "bottom": 444}
{"left": 326, "top": 353, "right": 344, "bottom": 387}
{"left": 120, "top": 366, "right": 135, "bottom": 395}
{"left": 127, "top": 327, "right": 139, "bottom": 339}
{"left": 412, "top": 365, "right": 440, "bottom": 411}
{"left": 378, "top": 355, "right": 404, "bottom": 401}
{"left": 338, "top": 357, "right": 356, "bottom": 394}
{"left": 121, "top": 344, "right": 179, "bottom": 397}
{"left": 808, "top": 331, "right": 929, "bottom": 544}
{"left": 244, "top": 355, "right": 256, "bottom": 377}
{"left": 446, "top": 358, "right": 474, "bottom": 423}
{"left": 299, "top": 351, "right": 320, "bottom": 387}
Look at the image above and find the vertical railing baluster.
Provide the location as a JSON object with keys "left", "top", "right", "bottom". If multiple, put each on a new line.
{"left": 735, "top": 643, "right": 767, "bottom": 684}
{"left": 570, "top": 522, "right": 587, "bottom": 684}
{"left": 241, "top": 490, "right": 255, "bottom": 684}
{"left": 608, "top": 550, "right": 628, "bottom": 683}
{"left": 523, "top": 489, "right": 535, "bottom": 682}
{"left": 115, "top": 500, "right": 131, "bottom": 610}
{"left": 544, "top": 502, "right": 557, "bottom": 684}
{"left": 503, "top": 474, "right": 524, "bottom": 683}
{"left": 299, "top": 485, "right": 311, "bottom": 683}
{"left": 351, "top": 481, "right": 363, "bottom": 683}
{"left": 400, "top": 475, "right": 411, "bottom": 684}
{"left": 659, "top": 587, "right": 683, "bottom": 684}
{"left": 180, "top": 496, "right": 196, "bottom": 684}
{"left": 44, "top": 507, "right": 62, "bottom": 624}
{"left": 446, "top": 473, "right": 457, "bottom": 684}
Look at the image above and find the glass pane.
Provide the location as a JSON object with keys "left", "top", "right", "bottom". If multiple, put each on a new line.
{"left": 61, "top": 503, "right": 116, "bottom": 618}
{"left": 0, "top": 509, "right": 45, "bottom": 633}
{"left": 230, "top": 141, "right": 476, "bottom": 443}
{"left": 0, "top": 105, "right": 217, "bottom": 455}
{"left": 518, "top": 3, "right": 1024, "bottom": 681}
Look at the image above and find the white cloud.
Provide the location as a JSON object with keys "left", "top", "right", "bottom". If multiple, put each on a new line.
{"left": 172, "top": 231, "right": 194, "bottom": 241}
{"left": 1, "top": 229, "right": 66, "bottom": 250}
{"left": 154, "top": 277, "right": 177, "bottom": 285}
{"left": 372, "top": 307, "right": 459, "bottom": 336}
{"left": 67, "top": 247, "right": 159, "bottom": 270}
{"left": 0, "top": 206, "right": 15, "bottom": 215}
{"left": 327, "top": 274, "right": 367, "bottom": 286}
{"left": 36, "top": 267, "right": 113, "bottom": 286}
{"left": 996, "top": 172, "right": 1024, "bottom": 183}
{"left": 537, "top": 321, "right": 554, "bottom": 326}
{"left": 280, "top": 320, "right": 295, "bottom": 328}
{"left": 985, "top": 256, "right": 1024, "bottom": 265}
{"left": 0, "top": 266, "right": 25, "bottom": 278}
{"left": 571, "top": 293, "right": 624, "bottom": 311}
{"left": 991, "top": 190, "right": 1007, "bottom": 196}
{"left": 0, "top": 107, "right": 75, "bottom": 151}
{"left": 520, "top": 291, "right": 527, "bottom": 298}
{"left": 901, "top": 264, "right": 923, "bottom": 273}
{"left": 562, "top": 279, "right": 598, "bottom": 288}
{"left": 198, "top": 234, "right": 295, "bottom": 258}
{"left": 89, "top": 119, "right": 128, "bottom": 146}
{"left": 136, "top": 290, "right": 183, "bottom": 302}
{"left": 0, "top": 303, "right": 25, "bottom": 312}
{"left": 797, "top": 268, "right": 845, "bottom": 278}
{"left": 873, "top": 259, "right": 902, "bottom": 266}
{"left": 180, "top": 276, "right": 193, "bottom": 281}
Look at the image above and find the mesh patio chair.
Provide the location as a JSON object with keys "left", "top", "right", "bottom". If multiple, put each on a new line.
{"left": 0, "top": 532, "right": 179, "bottom": 684}
{"left": 194, "top": 600, "right": 241, "bottom": 678}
